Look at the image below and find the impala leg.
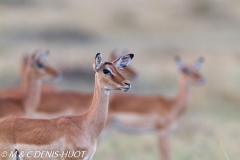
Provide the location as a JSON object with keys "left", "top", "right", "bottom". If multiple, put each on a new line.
{"left": 158, "top": 130, "right": 171, "bottom": 160}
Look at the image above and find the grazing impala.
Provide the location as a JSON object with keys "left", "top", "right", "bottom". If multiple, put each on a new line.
{"left": 0, "top": 52, "right": 61, "bottom": 119}
{"left": 103, "top": 56, "right": 205, "bottom": 160}
{"left": 0, "top": 53, "right": 133, "bottom": 160}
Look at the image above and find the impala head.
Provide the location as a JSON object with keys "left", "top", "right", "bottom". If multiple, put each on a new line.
{"left": 175, "top": 56, "right": 205, "bottom": 85}
{"left": 93, "top": 53, "right": 134, "bottom": 92}
{"left": 26, "top": 51, "right": 62, "bottom": 82}
{"left": 109, "top": 50, "right": 138, "bottom": 80}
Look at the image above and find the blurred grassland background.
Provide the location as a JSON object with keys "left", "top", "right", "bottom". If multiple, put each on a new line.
{"left": 0, "top": 0, "right": 240, "bottom": 160}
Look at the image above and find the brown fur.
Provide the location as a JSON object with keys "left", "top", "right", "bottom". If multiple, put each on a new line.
{"left": 105, "top": 58, "right": 205, "bottom": 160}
{"left": 0, "top": 52, "right": 61, "bottom": 119}
{"left": 0, "top": 53, "right": 133, "bottom": 160}
{"left": 0, "top": 51, "right": 137, "bottom": 118}
{"left": 0, "top": 53, "right": 57, "bottom": 100}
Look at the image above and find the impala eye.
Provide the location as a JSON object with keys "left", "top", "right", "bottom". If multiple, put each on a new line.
{"left": 38, "top": 63, "right": 45, "bottom": 69}
{"left": 103, "top": 69, "right": 111, "bottom": 74}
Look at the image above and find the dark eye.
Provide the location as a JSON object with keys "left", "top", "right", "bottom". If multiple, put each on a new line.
{"left": 103, "top": 69, "right": 110, "bottom": 74}
{"left": 38, "top": 63, "right": 45, "bottom": 69}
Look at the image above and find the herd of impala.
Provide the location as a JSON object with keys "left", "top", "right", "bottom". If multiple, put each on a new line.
{"left": 0, "top": 50, "right": 205, "bottom": 160}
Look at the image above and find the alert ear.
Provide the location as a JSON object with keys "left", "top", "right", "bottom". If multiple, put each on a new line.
{"left": 93, "top": 53, "right": 103, "bottom": 72}
{"left": 112, "top": 54, "right": 134, "bottom": 70}
{"left": 30, "top": 50, "right": 40, "bottom": 67}
{"left": 194, "top": 57, "right": 204, "bottom": 70}
{"left": 32, "top": 50, "right": 40, "bottom": 62}
{"left": 39, "top": 50, "right": 49, "bottom": 63}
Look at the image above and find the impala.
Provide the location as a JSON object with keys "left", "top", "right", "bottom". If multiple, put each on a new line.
{"left": 0, "top": 51, "right": 57, "bottom": 100}
{"left": 0, "top": 53, "right": 133, "bottom": 160}
{"left": 33, "top": 50, "right": 137, "bottom": 118}
{"left": 0, "top": 51, "right": 61, "bottom": 119}
{"left": 103, "top": 56, "right": 205, "bottom": 160}
{"left": 20, "top": 53, "right": 58, "bottom": 94}
{"left": 0, "top": 51, "right": 138, "bottom": 119}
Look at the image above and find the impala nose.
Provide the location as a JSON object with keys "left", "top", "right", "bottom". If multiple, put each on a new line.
{"left": 122, "top": 81, "right": 131, "bottom": 92}
{"left": 124, "top": 81, "right": 131, "bottom": 87}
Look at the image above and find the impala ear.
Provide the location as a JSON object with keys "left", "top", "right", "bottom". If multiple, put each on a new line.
{"left": 30, "top": 50, "right": 41, "bottom": 66}
{"left": 32, "top": 50, "right": 40, "bottom": 62}
{"left": 93, "top": 53, "right": 103, "bottom": 72}
{"left": 112, "top": 54, "right": 134, "bottom": 70}
{"left": 39, "top": 50, "right": 49, "bottom": 63}
{"left": 194, "top": 57, "right": 204, "bottom": 70}
{"left": 174, "top": 55, "right": 182, "bottom": 70}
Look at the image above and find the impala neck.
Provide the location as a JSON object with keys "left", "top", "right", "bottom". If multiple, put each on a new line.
{"left": 84, "top": 73, "right": 110, "bottom": 138}
{"left": 172, "top": 73, "right": 190, "bottom": 116}
{"left": 23, "top": 71, "right": 42, "bottom": 116}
